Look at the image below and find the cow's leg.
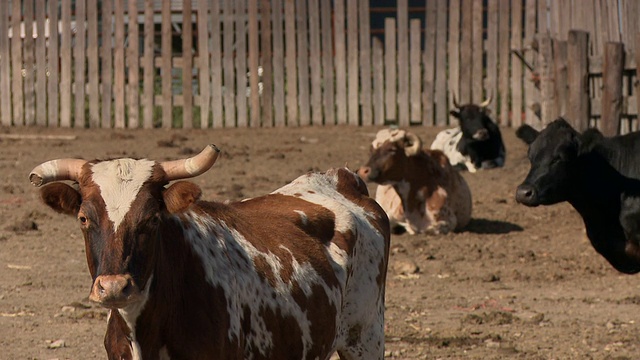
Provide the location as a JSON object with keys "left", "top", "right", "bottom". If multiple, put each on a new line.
{"left": 336, "top": 317, "right": 385, "bottom": 360}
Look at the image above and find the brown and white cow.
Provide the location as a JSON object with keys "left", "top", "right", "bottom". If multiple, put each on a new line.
{"left": 358, "top": 129, "right": 472, "bottom": 235}
{"left": 29, "top": 145, "right": 390, "bottom": 360}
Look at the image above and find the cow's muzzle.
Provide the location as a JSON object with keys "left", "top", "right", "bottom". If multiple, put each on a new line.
{"left": 515, "top": 184, "right": 539, "bottom": 207}
{"left": 357, "top": 166, "right": 372, "bottom": 181}
{"left": 472, "top": 129, "right": 489, "bottom": 141}
{"left": 89, "top": 274, "right": 141, "bottom": 308}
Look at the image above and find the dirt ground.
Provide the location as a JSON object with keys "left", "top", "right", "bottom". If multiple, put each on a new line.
{"left": 1, "top": 124, "right": 640, "bottom": 360}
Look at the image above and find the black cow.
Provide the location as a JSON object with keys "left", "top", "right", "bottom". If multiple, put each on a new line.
{"left": 515, "top": 117, "right": 640, "bottom": 274}
{"left": 430, "top": 94, "right": 506, "bottom": 172}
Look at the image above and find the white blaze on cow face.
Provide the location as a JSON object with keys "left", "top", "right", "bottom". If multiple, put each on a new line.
{"left": 91, "top": 159, "right": 156, "bottom": 232}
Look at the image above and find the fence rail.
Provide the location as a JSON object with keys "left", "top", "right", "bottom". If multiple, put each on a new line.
{"left": 1, "top": 0, "right": 639, "bottom": 131}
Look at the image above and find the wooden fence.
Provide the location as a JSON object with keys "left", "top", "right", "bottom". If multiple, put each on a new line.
{"left": 0, "top": 0, "right": 639, "bottom": 130}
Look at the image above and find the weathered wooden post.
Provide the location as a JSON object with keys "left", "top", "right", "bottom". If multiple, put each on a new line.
{"left": 537, "top": 33, "right": 557, "bottom": 126}
{"left": 566, "top": 30, "right": 589, "bottom": 132}
{"left": 552, "top": 39, "right": 568, "bottom": 120}
{"left": 600, "top": 42, "right": 625, "bottom": 137}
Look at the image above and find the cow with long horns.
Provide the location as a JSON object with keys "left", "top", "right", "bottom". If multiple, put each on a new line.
{"left": 29, "top": 146, "right": 391, "bottom": 360}
{"left": 358, "top": 128, "right": 472, "bottom": 235}
{"left": 430, "top": 94, "right": 506, "bottom": 172}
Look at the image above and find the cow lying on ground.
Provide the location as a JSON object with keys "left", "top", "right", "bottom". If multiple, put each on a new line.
{"left": 358, "top": 128, "right": 472, "bottom": 235}
{"left": 430, "top": 95, "right": 506, "bottom": 172}
{"left": 515, "top": 118, "right": 640, "bottom": 274}
{"left": 29, "top": 145, "right": 391, "bottom": 359}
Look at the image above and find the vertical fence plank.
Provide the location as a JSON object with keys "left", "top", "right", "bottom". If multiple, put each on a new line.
{"left": 198, "top": 0, "right": 211, "bottom": 128}
{"left": 409, "top": 19, "right": 420, "bottom": 124}
{"left": 384, "top": 18, "right": 396, "bottom": 123}
{"left": 459, "top": 0, "right": 471, "bottom": 103}
{"left": 272, "top": 0, "right": 285, "bottom": 126}
{"left": 113, "top": 0, "right": 125, "bottom": 128}
{"left": 334, "top": 0, "right": 347, "bottom": 125}
{"left": 0, "top": 1, "right": 10, "bottom": 126}
{"left": 142, "top": 0, "right": 154, "bottom": 128}
{"left": 538, "top": 33, "right": 556, "bottom": 125}
{"left": 552, "top": 40, "right": 568, "bottom": 120}
{"left": 210, "top": 0, "right": 224, "bottom": 128}
{"left": 372, "top": 37, "right": 384, "bottom": 125}
{"left": 422, "top": 0, "right": 436, "bottom": 125}
{"left": 566, "top": 30, "right": 589, "bottom": 131}
{"left": 486, "top": 0, "right": 498, "bottom": 117}
{"left": 73, "top": 0, "right": 86, "bottom": 127}
{"left": 635, "top": 34, "right": 640, "bottom": 128}
{"left": 248, "top": 0, "right": 260, "bottom": 127}
{"left": 498, "top": 0, "right": 510, "bottom": 126}
{"left": 359, "top": 0, "right": 372, "bottom": 126}
{"left": 260, "top": 0, "right": 273, "bottom": 126}
{"left": 397, "top": 0, "right": 408, "bottom": 127}
{"left": 101, "top": 0, "right": 113, "bottom": 128}
{"left": 524, "top": 0, "right": 539, "bottom": 126}
{"left": 434, "top": 0, "right": 447, "bottom": 125}
{"left": 321, "top": 0, "right": 335, "bottom": 125}
{"left": 87, "top": 0, "right": 100, "bottom": 128}
{"left": 182, "top": 0, "right": 193, "bottom": 128}
{"left": 295, "top": 0, "right": 309, "bottom": 126}
{"left": 23, "top": 0, "right": 35, "bottom": 125}
{"left": 308, "top": 0, "right": 322, "bottom": 125}
{"left": 448, "top": 0, "right": 460, "bottom": 109}
{"left": 347, "top": 0, "right": 358, "bottom": 125}
{"left": 35, "top": 0, "right": 47, "bottom": 126}
{"left": 223, "top": 0, "right": 236, "bottom": 127}
{"left": 284, "top": 0, "right": 298, "bottom": 126}
{"left": 471, "top": 0, "right": 483, "bottom": 103}
{"left": 161, "top": 0, "right": 172, "bottom": 128}
{"left": 601, "top": 41, "right": 624, "bottom": 136}
{"left": 510, "top": 0, "right": 522, "bottom": 127}
{"left": 59, "top": 0, "right": 71, "bottom": 127}
{"left": 11, "top": 0, "right": 24, "bottom": 126}
{"left": 127, "top": 0, "right": 139, "bottom": 128}
{"left": 49, "top": 0, "right": 60, "bottom": 127}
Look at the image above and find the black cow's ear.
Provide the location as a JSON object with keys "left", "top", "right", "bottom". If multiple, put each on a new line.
{"left": 515, "top": 125, "right": 539, "bottom": 145}
{"left": 450, "top": 110, "right": 460, "bottom": 118}
{"left": 578, "top": 128, "right": 604, "bottom": 155}
{"left": 40, "top": 183, "right": 82, "bottom": 216}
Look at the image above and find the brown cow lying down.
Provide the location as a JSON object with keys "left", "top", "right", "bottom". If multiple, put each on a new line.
{"left": 358, "top": 128, "right": 472, "bottom": 235}
{"left": 29, "top": 145, "right": 390, "bottom": 360}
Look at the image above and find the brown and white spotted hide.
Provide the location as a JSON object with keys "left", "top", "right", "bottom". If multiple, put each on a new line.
{"left": 358, "top": 128, "right": 472, "bottom": 235}
{"left": 35, "top": 157, "right": 390, "bottom": 360}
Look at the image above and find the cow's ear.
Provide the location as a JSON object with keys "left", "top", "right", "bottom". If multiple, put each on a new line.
{"left": 163, "top": 181, "right": 202, "bottom": 213}
{"left": 515, "top": 125, "right": 539, "bottom": 145}
{"left": 40, "top": 183, "right": 82, "bottom": 216}
{"left": 449, "top": 110, "right": 460, "bottom": 118}
{"left": 578, "top": 128, "right": 604, "bottom": 155}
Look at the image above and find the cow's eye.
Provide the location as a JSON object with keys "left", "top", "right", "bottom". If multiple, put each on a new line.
{"left": 78, "top": 214, "right": 89, "bottom": 226}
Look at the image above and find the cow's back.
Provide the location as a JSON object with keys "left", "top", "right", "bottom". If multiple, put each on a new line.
{"left": 227, "top": 167, "right": 390, "bottom": 359}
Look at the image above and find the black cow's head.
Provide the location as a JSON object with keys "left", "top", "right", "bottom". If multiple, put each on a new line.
{"left": 450, "top": 94, "right": 493, "bottom": 141}
{"left": 515, "top": 118, "right": 584, "bottom": 206}
{"left": 29, "top": 146, "right": 219, "bottom": 309}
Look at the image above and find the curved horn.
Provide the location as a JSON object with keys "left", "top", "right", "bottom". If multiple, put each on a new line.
{"left": 29, "top": 159, "right": 88, "bottom": 187}
{"left": 404, "top": 132, "right": 423, "bottom": 157}
{"left": 479, "top": 92, "right": 493, "bottom": 108}
{"left": 161, "top": 144, "right": 220, "bottom": 181}
{"left": 452, "top": 93, "right": 461, "bottom": 108}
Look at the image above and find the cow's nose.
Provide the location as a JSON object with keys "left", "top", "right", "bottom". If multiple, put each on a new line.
{"left": 90, "top": 274, "right": 139, "bottom": 307}
{"left": 357, "top": 166, "right": 371, "bottom": 180}
{"left": 473, "top": 129, "right": 489, "bottom": 141}
{"left": 515, "top": 184, "right": 536, "bottom": 205}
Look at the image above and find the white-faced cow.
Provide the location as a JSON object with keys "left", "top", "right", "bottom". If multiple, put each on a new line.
{"left": 430, "top": 95, "right": 506, "bottom": 173}
{"left": 29, "top": 145, "right": 391, "bottom": 360}
{"left": 516, "top": 118, "right": 640, "bottom": 274}
{"left": 358, "top": 128, "right": 472, "bottom": 235}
